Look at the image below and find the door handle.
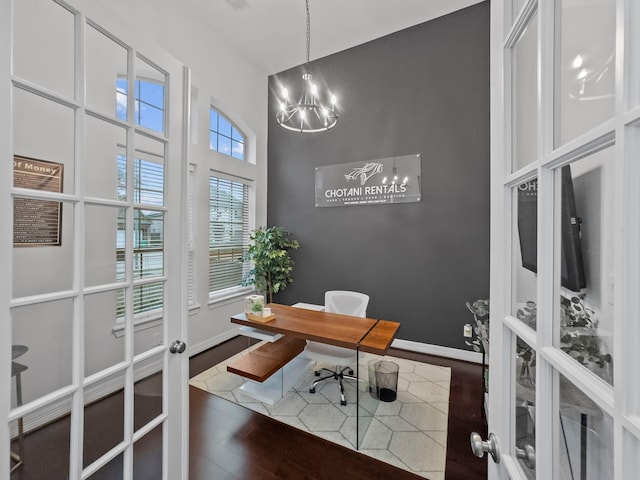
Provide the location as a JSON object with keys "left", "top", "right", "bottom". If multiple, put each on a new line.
{"left": 470, "top": 432, "right": 500, "bottom": 463}
{"left": 515, "top": 443, "right": 536, "bottom": 469}
{"left": 169, "top": 340, "right": 186, "bottom": 354}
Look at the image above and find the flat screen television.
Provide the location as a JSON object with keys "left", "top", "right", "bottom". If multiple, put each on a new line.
{"left": 517, "top": 165, "right": 587, "bottom": 292}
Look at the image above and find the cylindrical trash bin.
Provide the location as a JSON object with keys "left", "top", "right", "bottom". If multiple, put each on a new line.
{"left": 369, "top": 360, "right": 399, "bottom": 402}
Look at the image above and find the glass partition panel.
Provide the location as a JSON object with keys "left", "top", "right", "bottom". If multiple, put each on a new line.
{"left": 86, "top": 453, "right": 124, "bottom": 479}
{"left": 513, "top": 179, "right": 538, "bottom": 330}
{"left": 85, "top": 205, "right": 126, "bottom": 288}
{"left": 84, "top": 115, "right": 127, "bottom": 201}
{"left": 86, "top": 22, "right": 129, "bottom": 119}
{"left": 13, "top": 0, "right": 75, "bottom": 99}
{"left": 134, "top": 56, "right": 166, "bottom": 134}
{"left": 11, "top": 299, "right": 73, "bottom": 405}
{"left": 13, "top": 199, "right": 74, "bottom": 298}
{"left": 556, "top": 373, "right": 613, "bottom": 479}
{"left": 13, "top": 86, "right": 75, "bottom": 195}
{"left": 8, "top": 394, "right": 72, "bottom": 477}
{"left": 512, "top": 13, "right": 539, "bottom": 172}
{"left": 134, "top": 354, "right": 163, "bottom": 433}
{"left": 554, "top": 149, "right": 614, "bottom": 385}
{"left": 514, "top": 336, "right": 536, "bottom": 479}
{"left": 133, "top": 425, "right": 162, "bottom": 478}
{"left": 84, "top": 290, "right": 125, "bottom": 377}
{"left": 555, "top": 0, "right": 615, "bottom": 147}
{"left": 83, "top": 371, "right": 125, "bottom": 468}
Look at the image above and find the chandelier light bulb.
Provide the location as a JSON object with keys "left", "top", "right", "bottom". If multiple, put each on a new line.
{"left": 274, "top": 0, "right": 338, "bottom": 133}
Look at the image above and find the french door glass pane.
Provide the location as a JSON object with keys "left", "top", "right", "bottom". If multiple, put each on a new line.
{"left": 85, "top": 22, "right": 128, "bottom": 118}
{"left": 554, "top": 150, "right": 613, "bottom": 385}
{"left": 512, "top": 13, "right": 539, "bottom": 172}
{"left": 514, "top": 335, "right": 536, "bottom": 479}
{"left": 86, "top": 453, "right": 124, "bottom": 479}
{"left": 554, "top": 0, "right": 615, "bottom": 148}
{"left": 85, "top": 205, "right": 126, "bottom": 287}
{"left": 84, "top": 290, "right": 125, "bottom": 377}
{"left": 8, "top": 394, "right": 73, "bottom": 477}
{"left": 133, "top": 425, "right": 162, "bottom": 478}
{"left": 556, "top": 373, "right": 613, "bottom": 479}
{"left": 84, "top": 115, "right": 127, "bottom": 201}
{"left": 13, "top": 87, "right": 75, "bottom": 195}
{"left": 134, "top": 354, "right": 163, "bottom": 432}
{"left": 83, "top": 371, "right": 125, "bottom": 468}
{"left": 11, "top": 299, "right": 73, "bottom": 405}
{"left": 13, "top": 199, "right": 74, "bottom": 298}
{"left": 513, "top": 179, "right": 538, "bottom": 330}
{"left": 135, "top": 56, "right": 166, "bottom": 134}
{"left": 12, "top": 0, "right": 75, "bottom": 99}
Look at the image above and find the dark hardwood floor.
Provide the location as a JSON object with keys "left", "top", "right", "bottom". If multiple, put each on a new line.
{"left": 11, "top": 337, "right": 487, "bottom": 479}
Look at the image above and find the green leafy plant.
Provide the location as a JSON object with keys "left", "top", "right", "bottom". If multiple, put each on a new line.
{"left": 466, "top": 296, "right": 612, "bottom": 373}
{"left": 242, "top": 226, "right": 299, "bottom": 303}
{"left": 465, "top": 299, "right": 489, "bottom": 352}
{"left": 251, "top": 301, "right": 264, "bottom": 313}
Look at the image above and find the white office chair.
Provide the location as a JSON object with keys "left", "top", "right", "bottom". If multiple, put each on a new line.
{"left": 303, "top": 290, "right": 370, "bottom": 406}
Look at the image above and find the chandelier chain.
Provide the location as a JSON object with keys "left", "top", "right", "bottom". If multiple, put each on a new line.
{"left": 305, "top": 0, "right": 311, "bottom": 67}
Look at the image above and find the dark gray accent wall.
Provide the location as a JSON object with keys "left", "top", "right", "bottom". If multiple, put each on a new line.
{"left": 266, "top": 2, "right": 490, "bottom": 350}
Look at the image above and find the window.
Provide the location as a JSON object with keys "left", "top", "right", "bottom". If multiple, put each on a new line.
{"left": 209, "top": 174, "right": 251, "bottom": 298}
{"left": 116, "top": 78, "right": 165, "bottom": 133}
{"left": 210, "top": 108, "right": 245, "bottom": 160}
{"left": 116, "top": 153, "right": 165, "bottom": 318}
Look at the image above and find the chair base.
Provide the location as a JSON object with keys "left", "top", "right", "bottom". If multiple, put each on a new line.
{"left": 309, "top": 366, "right": 357, "bottom": 406}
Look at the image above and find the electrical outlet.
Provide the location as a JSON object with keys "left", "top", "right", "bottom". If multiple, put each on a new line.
{"left": 463, "top": 324, "right": 473, "bottom": 338}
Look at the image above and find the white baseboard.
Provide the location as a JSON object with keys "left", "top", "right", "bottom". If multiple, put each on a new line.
{"left": 187, "top": 328, "right": 241, "bottom": 357}
{"left": 391, "top": 339, "right": 483, "bottom": 364}
{"left": 11, "top": 361, "right": 162, "bottom": 438}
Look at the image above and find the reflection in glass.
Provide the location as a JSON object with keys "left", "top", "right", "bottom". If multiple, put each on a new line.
{"left": 555, "top": 0, "right": 615, "bottom": 147}
{"left": 514, "top": 336, "right": 536, "bottom": 479}
{"left": 513, "top": 180, "right": 538, "bottom": 330}
{"left": 556, "top": 151, "right": 613, "bottom": 385}
{"left": 83, "top": 372, "right": 125, "bottom": 467}
{"left": 12, "top": 299, "right": 73, "bottom": 405}
{"left": 133, "top": 210, "right": 164, "bottom": 279}
{"left": 512, "top": 13, "right": 538, "bottom": 171}
{"left": 84, "top": 290, "right": 125, "bottom": 377}
{"left": 86, "top": 453, "right": 124, "bottom": 479}
{"left": 556, "top": 373, "right": 613, "bottom": 479}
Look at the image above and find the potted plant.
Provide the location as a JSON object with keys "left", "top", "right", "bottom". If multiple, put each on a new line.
{"left": 242, "top": 226, "right": 299, "bottom": 303}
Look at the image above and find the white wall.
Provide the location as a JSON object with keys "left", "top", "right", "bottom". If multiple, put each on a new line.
{"left": 9, "top": 0, "right": 269, "bottom": 408}
{"left": 85, "top": 0, "right": 270, "bottom": 356}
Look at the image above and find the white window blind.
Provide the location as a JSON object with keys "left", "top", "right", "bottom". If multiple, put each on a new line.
{"left": 187, "top": 164, "right": 196, "bottom": 307}
{"left": 209, "top": 174, "right": 250, "bottom": 295}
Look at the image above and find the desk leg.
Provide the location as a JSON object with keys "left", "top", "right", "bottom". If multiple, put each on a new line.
{"left": 356, "top": 346, "right": 360, "bottom": 450}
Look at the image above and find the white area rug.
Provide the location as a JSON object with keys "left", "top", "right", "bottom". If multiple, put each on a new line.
{"left": 190, "top": 344, "right": 451, "bottom": 480}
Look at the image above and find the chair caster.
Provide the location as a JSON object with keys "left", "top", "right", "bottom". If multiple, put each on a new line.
{"left": 340, "top": 400, "right": 347, "bottom": 406}
{"left": 348, "top": 369, "right": 354, "bottom": 375}
{"left": 309, "top": 387, "right": 316, "bottom": 394}
{"left": 314, "top": 370, "right": 321, "bottom": 377}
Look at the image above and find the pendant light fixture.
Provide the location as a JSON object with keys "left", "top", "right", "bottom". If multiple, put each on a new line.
{"left": 276, "top": 0, "right": 338, "bottom": 133}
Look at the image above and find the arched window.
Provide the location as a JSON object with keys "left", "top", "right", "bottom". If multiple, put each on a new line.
{"left": 210, "top": 107, "right": 245, "bottom": 160}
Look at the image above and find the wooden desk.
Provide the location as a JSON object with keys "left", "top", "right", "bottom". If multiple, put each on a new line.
{"left": 230, "top": 303, "right": 399, "bottom": 355}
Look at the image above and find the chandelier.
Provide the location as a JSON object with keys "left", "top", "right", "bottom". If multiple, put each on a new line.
{"left": 275, "top": 0, "right": 338, "bottom": 133}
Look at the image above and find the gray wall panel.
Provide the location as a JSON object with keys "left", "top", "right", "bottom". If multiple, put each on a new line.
{"left": 267, "top": 2, "right": 490, "bottom": 350}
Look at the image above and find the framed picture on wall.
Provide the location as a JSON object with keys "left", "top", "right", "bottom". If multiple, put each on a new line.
{"left": 13, "top": 155, "right": 64, "bottom": 247}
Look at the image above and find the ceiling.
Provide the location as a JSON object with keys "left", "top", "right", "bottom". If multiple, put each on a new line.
{"left": 186, "top": 0, "right": 484, "bottom": 74}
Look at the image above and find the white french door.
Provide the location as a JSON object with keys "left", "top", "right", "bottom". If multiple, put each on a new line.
{"left": 482, "top": 0, "right": 640, "bottom": 479}
{"left": 1, "top": 1, "right": 189, "bottom": 478}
